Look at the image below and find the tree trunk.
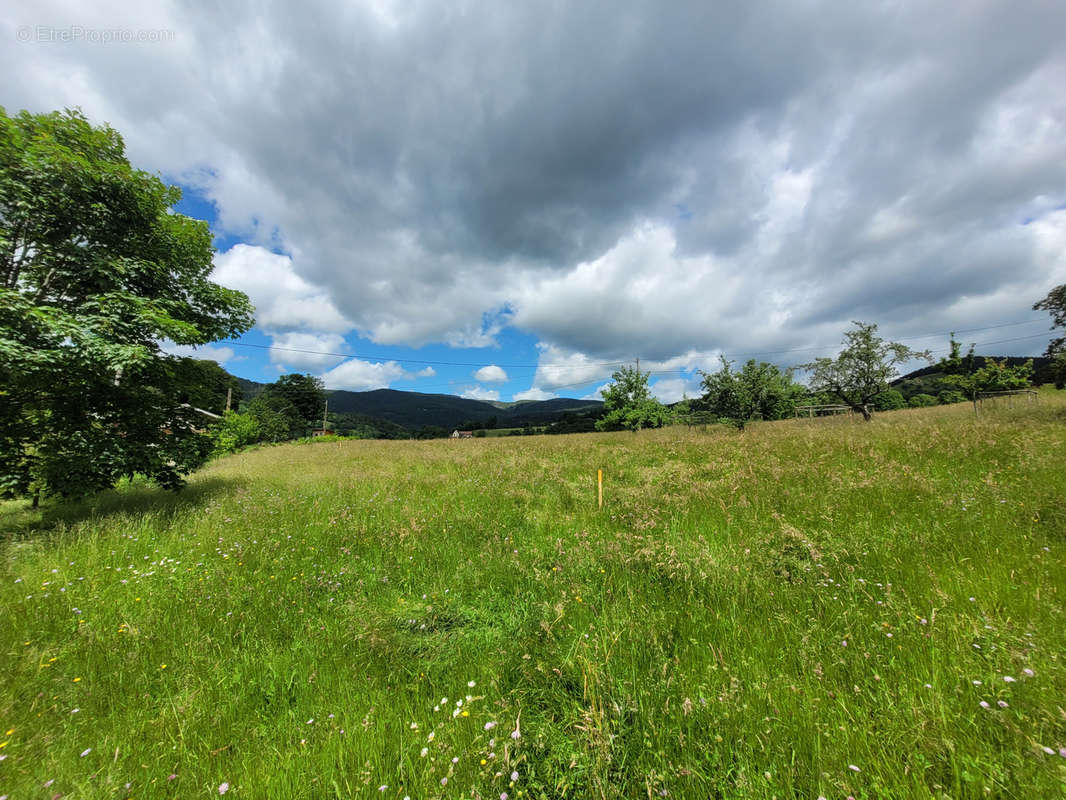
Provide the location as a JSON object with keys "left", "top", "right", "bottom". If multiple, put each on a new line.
{"left": 860, "top": 405, "right": 872, "bottom": 422}
{"left": 31, "top": 489, "right": 40, "bottom": 510}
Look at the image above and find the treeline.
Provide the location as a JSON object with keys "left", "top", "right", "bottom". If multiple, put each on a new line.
{"left": 596, "top": 323, "right": 1050, "bottom": 432}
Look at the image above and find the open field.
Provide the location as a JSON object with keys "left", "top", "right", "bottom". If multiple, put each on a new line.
{"left": 2, "top": 395, "right": 1065, "bottom": 798}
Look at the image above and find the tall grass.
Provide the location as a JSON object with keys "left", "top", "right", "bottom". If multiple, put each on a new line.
{"left": 2, "top": 394, "right": 1065, "bottom": 798}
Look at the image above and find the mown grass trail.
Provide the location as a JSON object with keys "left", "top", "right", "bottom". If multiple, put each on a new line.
{"left": 2, "top": 395, "right": 1065, "bottom": 798}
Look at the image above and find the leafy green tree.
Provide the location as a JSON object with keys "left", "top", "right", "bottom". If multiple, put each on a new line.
{"left": 1034, "top": 285, "right": 1066, "bottom": 388}
{"left": 873, "top": 388, "right": 907, "bottom": 411}
{"left": 1034, "top": 284, "right": 1065, "bottom": 356}
{"left": 263, "top": 373, "right": 325, "bottom": 426}
{"left": 596, "top": 365, "right": 671, "bottom": 432}
{"left": 908, "top": 393, "right": 938, "bottom": 408}
{"left": 211, "top": 411, "right": 260, "bottom": 455}
{"left": 172, "top": 358, "right": 242, "bottom": 414}
{"left": 246, "top": 393, "right": 300, "bottom": 441}
{"left": 800, "top": 322, "right": 931, "bottom": 421}
{"left": 938, "top": 336, "right": 1033, "bottom": 413}
{"left": 937, "top": 389, "right": 966, "bottom": 405}
{"left": 0, "top": 108, "right": 253, "bottom": 503}
{"left": 699, "top": 357, "right": 803, "bottom": 430}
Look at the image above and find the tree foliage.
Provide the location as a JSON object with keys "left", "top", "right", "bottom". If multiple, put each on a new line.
{"left": 595, "top": 365, "right": 671, "bottom": 432}
{"left": 800, "top": 322, "right": 931, "bottom": 421}
{"left": 0, "top": 107, "right": 253, "bottom": 501}
{"left": 938, "top": 336, "right": 1033, "bottom": 411}
{"left": 1034, "top": 283, "right": 1065, "bottom": 357}
{"left": 699, "top": 357, "right": 803, "bottom": 430}
{"left": 1034, "top": 284, "right": 1066, "bottom": 388}
{"left": 262, "top": 373, "right": 325, "bottom": 427}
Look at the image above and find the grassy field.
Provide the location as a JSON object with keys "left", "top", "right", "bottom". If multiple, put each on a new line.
{"left": 2, "top": 395, "right": 1065, "bottom": 799}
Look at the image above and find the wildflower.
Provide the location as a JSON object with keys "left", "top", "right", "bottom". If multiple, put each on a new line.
{"left": 1003, "top": 675, "right": 1016, "bottom": 683}
{"left": 73, "top": 677, "right": 81, "bottom": 682}
{"left": 71, "top": 708, "right": 79, "bottom": 713}
{"left": 1023, "top": 668, "right": 1035, "bottom": 677}
{"left": 441, "top": 777, "right": 448, "bottom": 786}
{"left": 847, "top": 765, "right": 860, "bottom": 773}
{"left": 427, "top": 731, "right": 435, "bottom": 741}
{"left": 410, "top": 722, "right": 418, "bottom": 729}
{"left": 485, "top": 721, "right": 497, "bottom": 730}
{"left": 997, "top": 700, "right": 1008, "bottom": 708}
{"left": 420, "top": 747, "right": 429, "bottom": 757}
{"left": 511, "top": 728, "right": 520, "bottom": 739}
{"left": 468, "top": 680, "right": 476, "bottom": 687}
{"left": 379, "top": 786, "right": 388, "bottom": 792}
{"left": 219, "top": 782, "right": 230, "bottom": 794}
{"left": 452, "top": 757, "right": 459, "bottom": 764}
{"left": 1041, "top": 746, "right": 1055, "bottom": 755}
{"left": 979, "top": 701, "right": 990, "bottom": 709}
{"left": 511, "top": 770, "right": 520, "bottom": 781}
{"left": 502, "top": 794, "right": 509, "bottom": 800}
{"left": 81, "top": 747, "right": 92, "bottom": 757}
{"left": 972, "top": 680, "right": 982, "bottom": 685}
{"left": 462, "top": 710, "right": 469, "bottom": 717}
{"left": 307, "top": 718, "right": 314, "bottom": 724}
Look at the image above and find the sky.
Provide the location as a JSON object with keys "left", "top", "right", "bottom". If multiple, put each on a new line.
{"left": 3, "top": 0, "right": 1065, "bottom": 402}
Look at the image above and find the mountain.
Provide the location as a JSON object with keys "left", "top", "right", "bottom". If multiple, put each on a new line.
{"left": 234, "top": 378, "right": 603, "bottom": 431}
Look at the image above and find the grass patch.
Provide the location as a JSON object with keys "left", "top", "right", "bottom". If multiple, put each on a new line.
{"left": 2, "top": 393, "right": 1065, "bottom": 798}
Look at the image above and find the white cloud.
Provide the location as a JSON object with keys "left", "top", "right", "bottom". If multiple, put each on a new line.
{"left": 417, "top": 366, "right": 437, "bottom": 377}
{"left": 211, "top": 244, "right": 351, "bottom": 334}
{"left": 460, "top": 386, "right": 500, "bottom": 402}
{"left": 512, "top": 387, "right": 556, "bottom": 401}
{"left": 526, "top": 344, "right": 620, "bottom": 393}
{"left": 268, "top": 331, "right": 348, "bottom": 373}
{"left": 474, "top": 365, "right": 508, "bottom": 383}
{"left": 321, "top": 359, "right": 413, "bottom": 391}
{"left": 650, "top": 378, "right": 701, "bottom": 404}
{"left": 5, "top": 2, "right": 1065, "bottom": 366}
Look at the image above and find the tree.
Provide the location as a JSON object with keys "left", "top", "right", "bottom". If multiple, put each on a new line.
{"left": 699, "top": 357, "right": 803, "bottom": 430}
{"left": 0, "top": 108, "right": 254, "bottom": 503}
{"left": 246, "top": 393, "right": 301, "bottom": 441}
{"left": 595, "top": 365, "right": 671, "bottom": 432}
{"left": 800, "top": 322, "right": 931, "bottom": 421}
{"left": 938, "top": 336, "right": 1032, "bottom": 414}
{"left": 172, "top": 358, "right": 242, "bottom": 414}
{"left": 873, "top": 388, "right": 907, "bottom": 411}
{"left": 262, "top": 373, "right": 325, "bottom": 427}
{"left": 1034, "top": 284, "right": 1066, "bottom": 388}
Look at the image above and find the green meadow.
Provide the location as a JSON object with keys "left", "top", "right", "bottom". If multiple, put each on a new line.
{"left": 2, "top": 395, "right": 1065, "bottom": 799}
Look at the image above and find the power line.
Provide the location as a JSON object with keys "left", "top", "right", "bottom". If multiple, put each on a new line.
{"left": 217, "top": 315, "right": 1050, "bottom": 374}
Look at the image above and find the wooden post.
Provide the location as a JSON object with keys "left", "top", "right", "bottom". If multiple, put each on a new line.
{"left": 225, "top": 387, "right": 232, "bottom": 413}
{"left": 597, "top": 469, "right": 603, "bottom": 509}
{"left": 323, "top": 398, "right": 328, "bottom": 432}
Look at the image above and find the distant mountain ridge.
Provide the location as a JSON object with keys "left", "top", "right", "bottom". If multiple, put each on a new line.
{"left": 235, "top": 378, "right": 603, "bottom": 431}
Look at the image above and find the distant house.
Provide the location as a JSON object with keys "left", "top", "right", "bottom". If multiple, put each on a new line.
{"left": 311, "top": 427, "right": 336, "bottom": 437}
{"left": 450, "top": 430, "right": 473, "bottom": 439}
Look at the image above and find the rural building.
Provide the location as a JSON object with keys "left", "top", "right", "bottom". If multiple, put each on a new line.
{"left": 450, "top": 430, "right": 473, "bottom": 439}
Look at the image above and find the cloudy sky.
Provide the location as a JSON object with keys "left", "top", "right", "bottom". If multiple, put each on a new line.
{"left": 4, "top": 0, "right": 1065, "bottom": 402}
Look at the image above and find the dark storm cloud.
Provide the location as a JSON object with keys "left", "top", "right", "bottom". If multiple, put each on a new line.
{"left": 3, "top": 0, "right": 1065, "bottom": 368}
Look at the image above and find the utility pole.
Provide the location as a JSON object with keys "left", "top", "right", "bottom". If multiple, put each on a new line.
{"left": 322, "top": 398, "right": 328, "bottom": 432}
{"left": 635, "top": 357, "right": 640, "bottom": 373}
{"left": 225, "top": 387, "right": 232, "bottom": 413}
